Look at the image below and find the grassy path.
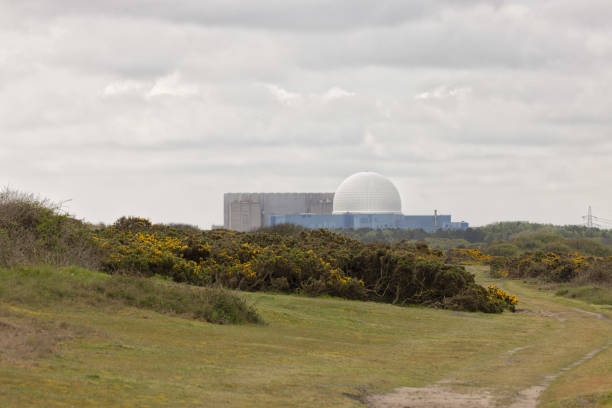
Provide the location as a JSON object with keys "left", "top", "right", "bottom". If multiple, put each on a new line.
{"left": 369, "top": 267, "right": 612, "bottom": 407}
{"left": 475, "top": 267, "right": 612, "bottom": 407}
{"left": 1, "top": 266, "right": 611, "bottom": 407}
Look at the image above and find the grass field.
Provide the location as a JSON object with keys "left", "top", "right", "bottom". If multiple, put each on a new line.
{"left": 555, "top": 285, "right": 612, "bottom": 307}
{"left": 1, "top": 266, "right": 611, "bottom": 407}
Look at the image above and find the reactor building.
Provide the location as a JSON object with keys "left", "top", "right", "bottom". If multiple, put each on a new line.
{"left": 223, "top": 172, "right": 468, "bottom": 232}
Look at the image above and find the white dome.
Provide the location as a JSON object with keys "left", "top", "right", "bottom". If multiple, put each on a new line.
{"left": 333, "top": 172, "right": 402, "bottom": 214}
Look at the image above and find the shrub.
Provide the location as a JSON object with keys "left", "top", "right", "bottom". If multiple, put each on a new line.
{"left": 444, "top": 283, "right": 517, "bottom": 313}
{"left": 541, "top": 242, "right": 572, "bottom": 254}
{"left": 0, "top": 188, "right": 102, "bottom": 268}
{"left": 489, "top": 257, "right": 509, "bottom": 278}
{"left": 446, "top": 248, "right": 492, "bottom": 265}
{"left": 574, "top": 258, "right": 612, "bottom": 285}
{"left": 95, "top": 223, "right": 508, "bottom": 313}
{"left": 444, "top": 286, "right": 505, "bottom": 313}
{"left": 112, "top": 216, "right": 153, "bottom": 232}
{"left": 0, "top": 188, "right": 516, "bottom": 314}
{"left": 96, "top": 229, "right": 211, "bottom": 285}
{"left": 486, "top": 285, "right": 518, "bottom": 312}
{"left": 486, "top": 243, "right": 521, "bottom": 257}
{"left": 566, "top": 238, "right": 612, "bottom": 257}
{"left": 493, "top": 251, "right": 607, "bottom": 284}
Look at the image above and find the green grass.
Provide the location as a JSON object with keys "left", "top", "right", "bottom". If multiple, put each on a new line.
{"left": 555, "top": 285, "right": 612, "bottom": 306}
{"left": 0, "top": 266, "right": 261, "bottom": 324}
{"left": 542, "top": 343, "right": 612, "bottom": 407}
{"left": 1, "top": 266, "right": 612, "bottom": 407}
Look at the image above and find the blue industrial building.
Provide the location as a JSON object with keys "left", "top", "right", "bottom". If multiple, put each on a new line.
{"left": 270, "top": 213, "right": 467, "bottom": 232}
{"left": 267, "top": 172, "right": 468, "bottom": 232}
{"left": 223, "top": 172, "right": 469, "bottom": 232}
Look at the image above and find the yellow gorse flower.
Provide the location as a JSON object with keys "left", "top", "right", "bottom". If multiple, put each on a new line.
{"left": 487, "top": 285, "right": 518, "bottom": 308}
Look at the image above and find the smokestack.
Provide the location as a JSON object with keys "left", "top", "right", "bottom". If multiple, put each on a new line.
{"left": 434, "top": 209, "right": 438, "bottom": 228}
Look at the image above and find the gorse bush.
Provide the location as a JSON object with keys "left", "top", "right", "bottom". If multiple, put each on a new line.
{"left": 574, "top": 258, "right": 612, "bottom": 285}
{"left": 445, "top": 248, "right": 493, "bottom": 265}
{"left": 486, "top": 243, "right": 521, "bottom": 257}
{"left": 491, "top": 250, "right": 612, "bottom": 285}
{"left": 94, "top": 224, "right": 515, "bottom": 313}
{"left": 487, "top": 285, "right": 518, "bottom": 312}
{"left": 95, "top": 229, "right": 209, "bottom": 285}
{"left": 0, "top": 190, "right": 519, "bottom": 313}
{"left": 495, "top": 251, "right": 588, "bottom": 282}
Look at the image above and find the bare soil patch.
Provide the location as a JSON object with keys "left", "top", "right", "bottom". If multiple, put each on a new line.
{"left": 0, "top": 308, "right": 90, "bottom": 362}
{"left": 367, "top": 384, "right": 496, "bottom": 408}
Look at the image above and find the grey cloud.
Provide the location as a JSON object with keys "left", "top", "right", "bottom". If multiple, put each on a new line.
{"left": 293, "top": 12, "right": 593, "bottom": 70}
{"left": 9, "top": 0, "right": 501, "bottom": 31}
{"left": 1, "top": 1, "right": 611, "bottom": 227}
{"left": 536, "top": 0, "right": 612, "bottom": 29}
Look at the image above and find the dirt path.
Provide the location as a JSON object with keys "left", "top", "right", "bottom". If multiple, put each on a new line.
{"left": 368, "top": 334, "right": 611, "bottom": 408}
{"left": 367, "top": 383, "right": 496, "bottom": 408}
{"left": 367, "top": 284, "right": 612, "bottom": 408}
{"left": 507, "top": 340, "right": 612, "bottom": 408}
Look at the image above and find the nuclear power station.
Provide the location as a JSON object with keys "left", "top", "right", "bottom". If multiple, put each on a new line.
{"left": 223, "top": 172, "right": 468, "bottom": 232}
{"left": 223, "top": 192, "right": 334, "bottom": 232}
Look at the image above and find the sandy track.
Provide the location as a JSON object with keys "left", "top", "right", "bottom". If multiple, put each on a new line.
{"left": 507, "top": 340, "right": 612, "bottom": 408}
{"left": 367, "top": 307, "right": 612, "bottom": 408}
{"left": 367, "top": 384, "right": 496, "bottom": 408}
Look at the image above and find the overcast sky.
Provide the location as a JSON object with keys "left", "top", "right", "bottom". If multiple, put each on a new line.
{"left": 1, "top": 1, "right": 611, "bottom": 228}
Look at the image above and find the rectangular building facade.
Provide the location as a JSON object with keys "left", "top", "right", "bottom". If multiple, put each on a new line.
{"left": 268, "top": 213, "right": 461, "bottom": 232}
{"left": 223, "top": 193, "right": 334, "bottom": 232}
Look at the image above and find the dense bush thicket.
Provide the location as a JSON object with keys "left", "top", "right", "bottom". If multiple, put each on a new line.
{"left": 0, "top": 192, "right": 260, "bottom": 325}
{"left": 0, "top": 190, "right": 518, "bottom": 313}
{"left": 448, "top": 243, "right": 612, "bottom": 287}
{"left": 491, "top": 251, "right": 612, "bottom": 285}
{"left": 445, "top": 248, "right": 493, "bottom": 265}
{"left": 0, "top": 189, "right": 101, "bottom": 268}
{"left": 574, "top": 258, "right": 612, "bottom": 285}
{"left": 94, "top": 220, "right": 515, "bottom": 313}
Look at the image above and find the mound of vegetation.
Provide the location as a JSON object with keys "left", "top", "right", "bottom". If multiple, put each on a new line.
{"left": 0, "top": 190, "right": 261, "bottom": 325}
{"left": 0, "top": 266, "right": 261, "bottom": 324}
{"left": 490, "top": 251, "right": 612, "bottom": 305}
{"left": 0, "top": 189, "right": 517, "bottom": 313}
{"left": 491, "top": 251, "right": 612, "bottom": 284}
{"left": 94, "top": 221, "right": 515, "bottom": 313}
{"left": 446, "top": 248, "right": 493, "bottom": 265}
{"left": 0, "top": 189, "right": 101, "bottom": 269}
{"left": 436, "top": 226, "right": 612, "bottom": 306}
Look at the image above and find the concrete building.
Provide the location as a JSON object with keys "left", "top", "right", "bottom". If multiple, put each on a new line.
{"left": 223, "top": 193, "right": 333, "bottom": 232}
{"left": 269, "top": 213, "right": 465, "bottom": 232}
{"left": 224, "top": 172, "right": 469, "bottom": 232}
